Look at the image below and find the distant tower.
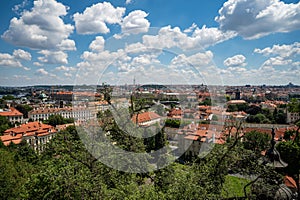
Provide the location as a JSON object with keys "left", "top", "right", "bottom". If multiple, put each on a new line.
{"left": 235, "top": 89, "right": 241, "bottom": 100}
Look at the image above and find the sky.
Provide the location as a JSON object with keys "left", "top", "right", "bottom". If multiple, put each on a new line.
{"left": 0, "top": 0, "right": 300, "bottom": 86}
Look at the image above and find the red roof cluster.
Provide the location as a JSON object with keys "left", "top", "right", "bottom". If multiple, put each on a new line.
{"left": 0, "top": 121, "right": 56, "bottom": 146}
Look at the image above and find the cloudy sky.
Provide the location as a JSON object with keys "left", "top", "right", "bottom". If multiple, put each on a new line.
{"left": 0, "top": 0, "right": 300, "bottom": 86}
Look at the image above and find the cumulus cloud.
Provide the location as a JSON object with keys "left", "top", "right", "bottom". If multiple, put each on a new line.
{"left": 0, "top": 53, "right": 23, "bottom": 68}
{"left": 121, "top": 10, "right": 150, "bottom": 34}
{"left": 0, "top": 49, "right": 32, "bottom": 69}
{"left": 38, "top": 50, "right": 68, "bottom": 64}
{"left": 171, "top": 51, "right": 214, "bottom": 68}
{"left": 192, "top": 25, "right": 236, "bottom": 48}
{"left": 2, "top": 0, "right": 74, "bottom": 50}
{"left": 13, "top": 49, "right": 32, "bottom": 60}
{"left": 254, "top": 42, "right": 300, "bottom": 58}
{"left": 73, "top": 2, "right": 125, "bottom": 35}
{"left": 55, "top": 65, "right": 76, "bottom": 72}
{"left": 223, "top": 54, "right": 247, "bottom": 67}
{"left": 57, "top": 39, "right": 76, "bottom": 51}
{"left": 89, "top": 36, "right": 105, "bottom": 52}
{"left": 35, "top": 68, "right": 49, "bottom": 76}
{"left": 215, "top": 0, "right": 300, "bottom": 39}
{"left": 262, "top": 56, "right": 292, "bottom": 66}
{"left": 143, "top": 25, "right": 235, "bottom": 50}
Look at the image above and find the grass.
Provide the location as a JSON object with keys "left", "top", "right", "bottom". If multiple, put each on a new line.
{"left": 221, "top": 175, "right": 251, "bottom": 199}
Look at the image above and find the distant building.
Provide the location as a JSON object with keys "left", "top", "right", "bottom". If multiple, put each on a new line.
{"left": 227, "top": 100, "right": 247, "bottom": 105}
{"left": 131, "top": 111, "right": 161, "bottom": 126}
{"left": 0, "top": 107, "right": 23, "bottom": 123}
{"left": 287, "top": 111, "right": 300, "bottom": 124}
{"left": 0, "top": 121, "right": 57, "bottom": 152}
{"left": 28, "top": 106, "right": 93, "bottom": 122}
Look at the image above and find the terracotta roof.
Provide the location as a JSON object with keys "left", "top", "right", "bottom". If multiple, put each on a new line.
{"left": 168, "top": 108, "right": 182, "bottom": 117}
{"left": 284, "top": 176, "right": 298, "bottom": 189}
{"left": 0, "top": 121, "right": 56, "bottom": 146}
{"left": 184, "top": 135, "right": 199, "bottom": 141}
{"left": 132, "top": 112, "right": 161, "bottom": 124}
{"left": 0, "top": 107, "right": 23, "bottom": 117}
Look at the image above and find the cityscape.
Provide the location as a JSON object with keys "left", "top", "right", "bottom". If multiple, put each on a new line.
{"left": 1, "top": 0, "right": 300, "bottom": 199}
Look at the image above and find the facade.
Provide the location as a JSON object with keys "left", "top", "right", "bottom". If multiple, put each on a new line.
{"left": 287, "top": 111, "right": 300, "bottom": 123}
{"left": 0, "top": 121, "right": 57, "bottom": 152}
{"left": 0, "top": 107, "right": 23, "bottom": 123}
{"left": 29, "top": 106, "right": 93, "bottom": 122}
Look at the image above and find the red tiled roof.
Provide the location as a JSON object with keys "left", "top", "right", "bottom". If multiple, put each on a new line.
{"left": 132, "top": 112, "right": 161, "bottom": 124}
{"left": 184, "top": 135, "right": 199, "bottom": 141}
{"left": 0, "top": 107, "right": 23, "bottom": 117}
{"left": 168, "top": 108, "right": 182, "bottom": 117}
{"left": 284, "top": 176, "right": 298, "bottom": 189}
{"left": 0, "top": 121, "right": 56, "bottom": 146}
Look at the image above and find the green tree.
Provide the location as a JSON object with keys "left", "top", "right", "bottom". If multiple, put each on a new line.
{"left": 15, "top": 104, "right": 33, "bottom": 118}
{"left": 277, "top": 140, "right": 300, "bottom": 196}
{"left": 243, "top": 131, "right": 271, "bottom": 154}
{"left": 0, "top": 115, "right": 12, "bottom": 135}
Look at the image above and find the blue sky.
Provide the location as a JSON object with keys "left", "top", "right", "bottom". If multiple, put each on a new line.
{"left": 0, "top": 0, "right": 300, "bottom": 86}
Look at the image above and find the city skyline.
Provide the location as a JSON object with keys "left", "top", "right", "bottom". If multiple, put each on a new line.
{"left": 1, "top": 0, "right": 300, "bottom": 86}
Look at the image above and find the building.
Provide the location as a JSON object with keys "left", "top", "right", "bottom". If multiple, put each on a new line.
{"left": 131, "top": 111, "right": 161, "bottom": 126}
{"left": 28, "top": 106, "right": 93, "bottom": 122}
{"left": 0, "top": 107, "right": 23, "bottom": 123}
{"left": 0, "top": 121, "right": 57, "bottom": 152}
{"left": 287, "top": 111, "right": 300, "bottom": 124}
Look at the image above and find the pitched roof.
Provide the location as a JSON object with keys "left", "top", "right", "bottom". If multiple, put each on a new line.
{"left": 131, "top": 111, "right": 161, "bottom": 124}
{"left": 0, "top": 121, "right": 56, "bottom": 146}
{"left": 0, "top": 107, "right": 23, "bottom": 117}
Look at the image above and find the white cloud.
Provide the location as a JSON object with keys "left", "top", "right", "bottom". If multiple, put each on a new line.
{"left": 216, "top": 0, "right": 300, "bottom": 39}
{"left": 33, "top": 62, "right": 43, "bottom": 66}
{"left": 13, "top": 49, "right": 32, "bottom": 60}
{"left": 2, "top": 0, "right": 74, "bottom": 50}
{"left": 192, "top": 25, "right": 236, "bottom": 48}
{"left": 57, "top": 39, "right": 76, "bottom": 51}
{"left": 254, "top": 42, "right": 300, "bottom": 58}
{"left": 38, "top": 50, "right": 68, "bottom": 64}
{"left": 121, "top": 10, "right": 150, "bottom": 34}
{"left": 262, "top": 56, "right": 292, "bottom": 66}
{"left": 125, "top": 0, "right": 133, "bottom": 5}
{"left": 143, "top": 25, "right": 235, "bottom": 50}
{"left": 0, "top": 53, "right": 22, "bottom": 68}
{"left": 55, "top": 65, "right": 76, "bottom": 72}
{"left": 35, "top": 68, "right": 49, "bottom": 76}
{"left": 89, "top": 36, "right": 105, "bottom": 52}
{"left": 223, "top": 54, "right": 247, "bottom": 67}
{"left": 184, "top": 23, "right": 197, "bottom": 33}
{"left": 171, "top": 51, "right": 214, "bottom": 68}
{"left": 73, "top": 2, "right": 125, "bottom": 35}
{"left": 64, "top": 72, "right": 72, "bottom": 77}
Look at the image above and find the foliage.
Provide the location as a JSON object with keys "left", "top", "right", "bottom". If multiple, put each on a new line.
{"left": 2, "top": 95, "right": 15, "bottom": 100}
{"left": 15, "top": 104, "right": 33, "bottom": 118}
{"left": 199, "top": 97, "right": 212, "bottom": 106}
{"left": 287, "top": 98, "right": 300, "bottom": 113}
{"left": 227, "top": 103, "right": 249, "bottom": 112}
{"left": 165, "top": 118, "right": 181, "bottom": 128}
{"left": 277, "top": 140, "right": 300, "bottom": 195}
{"left": 243, "top": 130, "right": 271, "bottom": 154}
{"left": 44, "top": 114, "right": 74, "bottom": 126}
{"left": 0, "top": 115, "right": 12, "bottom": 135}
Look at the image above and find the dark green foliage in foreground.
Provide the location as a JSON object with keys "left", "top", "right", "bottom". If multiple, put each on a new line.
{"left": 0, "top": 125, "right": 288, "bottom": 199}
